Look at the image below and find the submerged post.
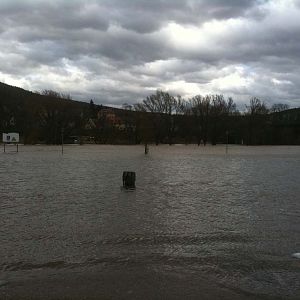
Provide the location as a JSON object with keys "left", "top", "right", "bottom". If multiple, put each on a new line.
{"left": 144, "top": 142, "right": 149, "bottom": 154}
{"left": 226, "top": 130, "right": 229, "bottom": 154}
{"left": 61, "top": 127, "right": 64, "bottom": 155}
{"left": 122, "top": 171, "right": 136, "bottom": 189}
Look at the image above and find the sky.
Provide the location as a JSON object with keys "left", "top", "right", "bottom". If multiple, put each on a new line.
{"left": 1, "top": 0, "right": 300, "bottom": 108}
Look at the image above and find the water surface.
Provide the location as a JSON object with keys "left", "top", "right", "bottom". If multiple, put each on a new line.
{"left": 0, "top": 145, "right": 300, "bottom": 299}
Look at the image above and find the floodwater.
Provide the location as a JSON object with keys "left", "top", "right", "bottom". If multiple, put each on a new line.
{"left": 0, "top": 144, "right": 300, "bottom": 299}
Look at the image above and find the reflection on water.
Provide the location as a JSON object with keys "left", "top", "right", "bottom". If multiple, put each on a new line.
{"left": 0, "top": 145, "right": 300, "bottom": 299}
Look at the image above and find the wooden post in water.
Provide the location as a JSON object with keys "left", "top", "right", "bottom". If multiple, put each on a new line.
{"left": 61, "top": 127, "right": 64, "bottom": 155}
{"left": 144, "top": 142, "right": 149, "bottom": 154}
{"left": 226, "top": 130, "right": 229, "bottom": 154}
{"left": 122, "top": 171, "right": 136, "bottom": 189}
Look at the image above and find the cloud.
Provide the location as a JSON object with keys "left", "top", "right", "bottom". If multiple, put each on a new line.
{"left": 0, "top": 0, "right": 299, "bottom": 107}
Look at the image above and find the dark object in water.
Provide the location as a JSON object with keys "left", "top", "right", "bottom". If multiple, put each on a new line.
{"left": 123, "top": 171, "right": 136, "bottom": 188}
{"left": 145, "top": 143, "right": 149, "bottom": 154}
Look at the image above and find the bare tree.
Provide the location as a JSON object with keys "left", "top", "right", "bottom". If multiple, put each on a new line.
{"left": 225, "top": 97, "right": 238, "bottom": 115}
{"left": 187, "top": 95, "right": 210, "bottom": 145}
{"left": 246, "top": 97, "right": 269, "bottom": 145}
{"left": 137, "top": 90, "right": 178, "bottom": 144}
{"left": 41, "top": 89, "right": 72, "bottom": 100}
{"left": 246, "top": 97, "right": 269, "bottom": 115}
{"left": 270, "top": 103, "right": 289, "bottom": 113}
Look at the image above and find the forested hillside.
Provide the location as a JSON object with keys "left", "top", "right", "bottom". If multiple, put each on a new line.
{"left": 0, "top": 82, "right": 299, "bottom": 145}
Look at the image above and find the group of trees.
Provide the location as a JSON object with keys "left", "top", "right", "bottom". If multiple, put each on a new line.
{"left": 133, "top": 92, "right": 229, "bottom": 145}
{"left": 38, "top": 89, "right": 72, "bottom": 100}
{"left": 128, "top": 90, "right": 298, "bottom": 145}
{"left": 1, "top": 82, "right": 299, "bottom": 145}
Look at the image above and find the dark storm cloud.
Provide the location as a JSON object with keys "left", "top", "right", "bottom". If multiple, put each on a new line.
{"left": 101, "top": 0, "right": 261, "bottom": 33}
{"left": 0, "top": 0, "right": 299, "bottom": 107}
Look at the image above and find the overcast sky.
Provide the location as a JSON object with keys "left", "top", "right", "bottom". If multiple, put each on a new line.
{"left": 1, "top": 0, "right": 300, "bottom": 108}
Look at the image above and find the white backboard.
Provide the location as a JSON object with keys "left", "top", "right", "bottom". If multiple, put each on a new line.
{"left": 2, "top": 133, "right": 20, "bottom": 143}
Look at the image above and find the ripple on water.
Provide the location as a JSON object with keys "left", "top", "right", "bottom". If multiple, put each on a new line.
{"left": 0, "top": 145, "right": 300, "bottom": 299}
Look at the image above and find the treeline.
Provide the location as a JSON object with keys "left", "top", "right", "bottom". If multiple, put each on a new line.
{"left": 0, "top": 82, "right": 299, "bottom": 145}
{"left": 127, "top": 91, "right": 300, "bottom": 145}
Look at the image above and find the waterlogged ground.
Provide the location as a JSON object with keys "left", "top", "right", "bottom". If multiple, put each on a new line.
{"left": 0, "top": 144, "right": 300, "bottom": 299}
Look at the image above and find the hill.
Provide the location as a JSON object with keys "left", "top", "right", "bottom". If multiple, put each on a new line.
{"left": 0, "top": 82, "right": 100, "bottom": 143}
{"left": 0, "top": 82, "right": 299, "bottom": 145}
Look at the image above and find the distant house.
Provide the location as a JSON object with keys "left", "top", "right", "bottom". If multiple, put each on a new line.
{"left": 97, "top": 108, "right": 123, "bottom": 127}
